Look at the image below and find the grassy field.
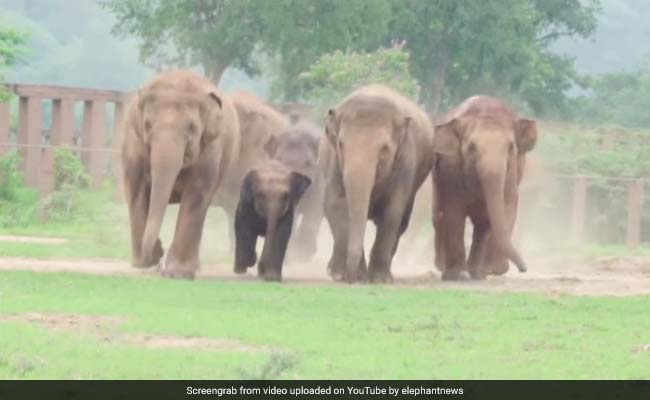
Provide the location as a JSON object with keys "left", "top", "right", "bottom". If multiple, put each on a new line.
{"left": 1, "top": 270, "right": 649, "bottom": 379}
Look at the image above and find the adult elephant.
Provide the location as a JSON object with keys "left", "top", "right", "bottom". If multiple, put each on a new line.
{"left": 121, "top": 69, "right": 239, "bottom": 279}
{"left": 323, "top": 84, "right": 435, "bottom": 283}
{"left": 213, "top": 91, "right": 287, "bottom": 248}
{"left": 432, "top": 96, "right": 537, "bottom": 280}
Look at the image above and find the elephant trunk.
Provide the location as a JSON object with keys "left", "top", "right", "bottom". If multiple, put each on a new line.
{"left": 140, "top": 137, "right": 185, "bottom": 266}
{"left": 343, "top": 157, "right": 376, "bottom": 281}
{"left": 480, "top": 165, "right": 527, "bottom": 273}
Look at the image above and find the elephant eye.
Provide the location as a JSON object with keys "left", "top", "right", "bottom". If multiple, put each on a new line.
{"left": 467, "top": 142, "right": 477, "bottom": 153}
{"left": 144, "top": 120, "right": 152, "bottom": 132}
{"left": 187, "top": 121, "right": 197, "bottom": 134}
{"left": 508, "top": 141, "right": 515, "bottom": 154}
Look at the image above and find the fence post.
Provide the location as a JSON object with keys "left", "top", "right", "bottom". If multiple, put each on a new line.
{"left": 626, "top": 178, "right": 643, "bottom": 247}
{"left": 0, "top": 101, "right": 10, "bottom": 155}
{"left": 18, "top": 96, "right": 42, "bottom": 188}
{"left": 41, "top": 98, "right": 76, "bottom": 194}
{"left": 571, "top": 175, "right": 587, "bottom": 244}
{"left": 112, "top": 100, "right": 126, "bottom": 202}
{"left": 81, "top": 99, "right": 107, "bottom": 188}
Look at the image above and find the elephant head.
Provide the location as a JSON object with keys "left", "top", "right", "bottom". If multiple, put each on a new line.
{"left": 325, "top": 98, "right": 411, "bottom": 280}
{"left": 238, "top": 161, "right": 311, "bottom": 281}
{"left": 265, "top": 123, "right": 320, "bottom": 179}
{"left": 136, "top": 88, "right": 224, "bottom": 267}
{"left": 433, "top": 97, "right": 537, "bottom": 273}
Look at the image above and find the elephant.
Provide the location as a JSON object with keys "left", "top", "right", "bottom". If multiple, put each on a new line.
{"left": 322, "top": 84, "right": 435, "bottom": 283}
{"left": 432, "top": 95, "right": 537, "bottom": 280}
{"left": 266, "top": 120, "right": 325, "bottom": 262}
{"left": 213, "top": 91, "right": 287, "bottom": 249}
{"left": 121, "top": 69, "right": 240, "bottom": 279}
{"left": 233, "top": 160, "right": 311, "bottom": 281}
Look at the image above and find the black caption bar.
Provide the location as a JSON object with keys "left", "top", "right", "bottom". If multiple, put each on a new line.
{"left": 1, "top": 380, "right": 649, "bottom": 400}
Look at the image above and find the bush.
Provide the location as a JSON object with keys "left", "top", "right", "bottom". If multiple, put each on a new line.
{"left": 40, "top": 149, "right": 92, "bottom": 222}
{"left": 0, "top": 151, "right": 39, "bottom": 227}
{"left": 298, "top": 43, "right": 421, "bottom": 116}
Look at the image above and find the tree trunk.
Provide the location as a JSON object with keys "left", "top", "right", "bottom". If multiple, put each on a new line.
{"left": 429, "top": 48, "right": 449, "bottom": 118}
{"left": 206, "top": 62, "right": 227, "bottom": 86}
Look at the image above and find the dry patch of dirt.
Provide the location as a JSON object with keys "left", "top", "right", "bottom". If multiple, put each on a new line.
{"left": 1, "top": 253, "right": 650, "bottom": 297}
{"left": 128, "top": 334, "right": 267, "bottom": 352}
{"left": 0, "top": 312, "right": 266, "bottom": 352}
{"left": 0, "top": 235, "right": 68, "bottom": 244}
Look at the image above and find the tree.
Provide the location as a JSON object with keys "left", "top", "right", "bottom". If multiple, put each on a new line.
{"left": 0, "top": 27, "right": 27, "bottom": 99}
{"left": 389, "top": 0, "right": 601, "bottom": 115}
{"left": 100, "top": 0, "right": 264, "bottom": 83}
{"left": 299, "top": 43, "right": 420, "bottom": 115}
{"left": 259, "top": 0, "right": 392, "bottom": 100}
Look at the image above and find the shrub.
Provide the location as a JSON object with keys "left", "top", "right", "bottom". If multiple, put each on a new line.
{"left": 299, "top": 43, "right": 421, "bottom": 117}
{"left": 0, "top": 151, "right": 39, "bottom": 227}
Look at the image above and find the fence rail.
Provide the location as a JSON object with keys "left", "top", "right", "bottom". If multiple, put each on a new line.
{"left": 1, "top": 83, "right": 131, "bottom": 197}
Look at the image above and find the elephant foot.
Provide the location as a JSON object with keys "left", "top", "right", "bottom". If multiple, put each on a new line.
{"left": 369, "top": 269, "right": 393, "bottom": 284}
{"left": 468, "top": 268, "right": 487, "bottom": 280}
{"left": 234, "top": 252, "right": 257, "bottom": 274}
{"left": 161, "top": 257, "right": 197, "bottom": 280}
{"left": 262, "top": 270, "right": 282, "bottom": 282}
{"left": 344, "top": 264, "right": 368, "bottom": 284}
{"left": 161, "top": 268, "right": 195, "bottom": 280}
{"left": 133, "top": 239, "right": 164, "bottom": 268}
{"left": 441, "top": 269, "right": 470, "bottom": 281}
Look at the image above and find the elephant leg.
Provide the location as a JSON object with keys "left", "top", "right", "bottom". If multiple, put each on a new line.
{"left": 466, "top": 217, "right": 489, "bottom": 280}
{"left": 436, "top": 204, "right": 467, "bottom": 281}
{"left": 163, "top": 168, "right": 219, "bottom": 279}
{"left": 124, "top": 166, "right": 163, "bottom": 268}
{"left": 324, "top": 190, "right": 348, "bottom": 281}
{"left": 368, "top": 196, "right": 413, "bottom": 283}
{"left": 233, "top": 204, "right": 259, "bottom": 274}
{"left": 259, "top": 214, "right": 293, "bottom": 282}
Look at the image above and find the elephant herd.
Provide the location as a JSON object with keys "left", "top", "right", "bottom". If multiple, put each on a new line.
{"left": 121, "top": 69, "right": 537, "bottom": 283}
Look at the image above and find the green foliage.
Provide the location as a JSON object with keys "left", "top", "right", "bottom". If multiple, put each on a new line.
{"left": 390, "top": 0, "right": 601, "bottom": 115}
{"left": 100, "top": 0, "right": 264, "bottom": 80}
{"left": 0, "top": 151, "right": 39, "bottom": 227}
{"left": 575, "top": 60, "right": 650, "bottom": 128}
{"left": 299, "top": 45, "right": 420, "bottom": 115}
{"left": 0, "top": 26, "right": 28, "bottom": 100}
{"left": 40, "top": 149, "right": 93, "bottom": 222}
{"left": 259, "top": 0, "right": 392, "bottom": 100}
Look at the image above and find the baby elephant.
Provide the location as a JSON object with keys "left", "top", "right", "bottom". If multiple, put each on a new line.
{"left": 234, "top": 160, "right": 311, "bottom": 281}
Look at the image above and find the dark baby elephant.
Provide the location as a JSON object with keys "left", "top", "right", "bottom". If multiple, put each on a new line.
{"left": 233, "top": 160, "right": 311, "bottom": 281}
{"left": 266, "top": 121, "right": 324, "bottom": 262}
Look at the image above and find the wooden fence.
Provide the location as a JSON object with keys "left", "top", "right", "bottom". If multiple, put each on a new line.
{"left": 0, "top": 84, "right": 647, "bottom": 247}
{"left": 0, "top": 83, "right": 130, "bottom": 194}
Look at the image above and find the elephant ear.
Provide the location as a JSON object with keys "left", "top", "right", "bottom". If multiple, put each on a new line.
{"left": 395, "top": 116, "right": 411, "bottom": 149}
{"left": 240, "top": 169, "right": 260, "bottom": 204}
{"left": 324, "top": 109, "right": 340, "bottom": 146}
{"left": 201, "top": 91, "right": 225, "bottom": 146}
{"left": 516, "top": 118, "right": 537, "bottom": 153}
{"left": 433, "top": 118, "right": 462, "bottom": 157}
{"left": 289, "top": 172, "right": 312, "bottom": 203}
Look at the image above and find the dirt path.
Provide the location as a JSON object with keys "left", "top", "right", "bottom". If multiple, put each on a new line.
{"left": 2, "top": 254, "right": 650, "bottom": 297}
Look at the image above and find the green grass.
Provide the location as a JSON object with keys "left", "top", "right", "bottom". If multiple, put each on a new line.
{"left": 1, "top": 270, "right": 649, "bottom": 379}
{"left": 0, "top": 204, "right": 232, "bottom": 263}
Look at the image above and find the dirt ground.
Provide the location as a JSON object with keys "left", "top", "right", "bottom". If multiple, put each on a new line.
{"left": 1, "top": 248, "right": 649, "bottom": 297}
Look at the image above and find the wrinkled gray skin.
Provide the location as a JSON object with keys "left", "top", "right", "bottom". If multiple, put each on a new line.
{"left": 322, "top": 84, "right": 435, "bottom": 283}
{"left": 266, "top": 121, "right": 324, "bottom": 262}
